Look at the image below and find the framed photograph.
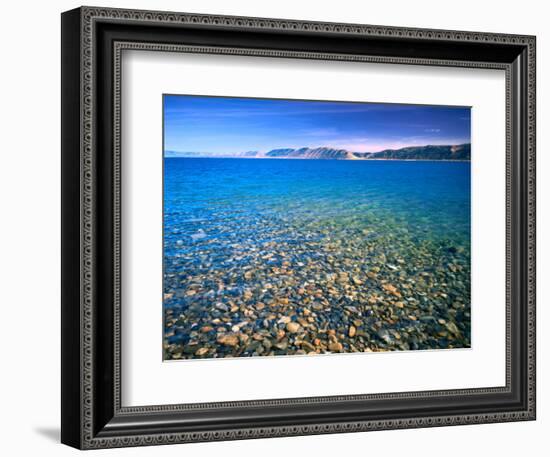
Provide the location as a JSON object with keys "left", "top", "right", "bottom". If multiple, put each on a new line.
{"left": 61, "top": 6, "right": 536, "bottom": 449}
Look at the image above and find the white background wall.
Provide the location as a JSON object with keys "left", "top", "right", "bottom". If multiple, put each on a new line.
{"left": 0, "top": 0, "right": 546, "bottom": 455}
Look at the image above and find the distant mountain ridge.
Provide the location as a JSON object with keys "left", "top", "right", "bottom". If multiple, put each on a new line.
{"left": 266, "top": 147, "right": 357, "bottom": 160}
{"left": 358, "top": 143, "right": 471, "bottom": 161}
{"left": 166, "top": 143, "right": 471, "bottom": 161}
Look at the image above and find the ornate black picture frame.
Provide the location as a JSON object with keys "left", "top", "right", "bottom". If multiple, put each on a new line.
{"left": 61, "top": 6, "right": 536, "bottom": 449}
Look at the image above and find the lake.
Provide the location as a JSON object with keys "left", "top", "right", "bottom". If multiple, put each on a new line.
{"left": 163, "top": 158, "right": 471, "bottom": 359}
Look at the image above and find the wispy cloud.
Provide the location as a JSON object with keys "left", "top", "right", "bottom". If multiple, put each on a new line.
{"left": 164, "top": 101, "right": 419, "bottom": 119}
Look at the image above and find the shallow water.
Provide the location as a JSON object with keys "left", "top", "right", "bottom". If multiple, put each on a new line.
{"left": 163, "top": 158, "right": 471, "bottom": 359}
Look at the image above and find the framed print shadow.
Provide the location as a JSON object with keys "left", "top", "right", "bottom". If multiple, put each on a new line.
{"left": 61, "top": 6, "right": 536, "bottom": 450}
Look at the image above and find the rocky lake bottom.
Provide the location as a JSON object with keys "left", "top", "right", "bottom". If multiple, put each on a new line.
{"left": 163, "top": 158, "right": 471, "bottom": 360}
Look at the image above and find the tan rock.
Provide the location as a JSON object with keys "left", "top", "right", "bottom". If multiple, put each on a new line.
{"left": 286, "top": 322, "right": 301, "bottom": 333}
{"left": 217, "top": 333, "right": 240, "bottom": 347}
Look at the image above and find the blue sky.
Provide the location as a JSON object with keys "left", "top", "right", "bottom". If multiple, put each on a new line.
{"left": 164, "top": 95, "right": 471, "bottom": 154}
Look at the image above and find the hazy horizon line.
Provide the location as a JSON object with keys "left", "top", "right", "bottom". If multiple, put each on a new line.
{"left": 164, "top": 141, "right": 471, "bottom": 157}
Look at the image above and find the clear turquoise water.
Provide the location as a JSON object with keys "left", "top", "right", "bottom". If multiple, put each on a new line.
{"left": 163, "top": 158, "right": 471, "bottom": 356}
{"left": 164, "top": 158, "right": 470, "bottom": 259}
